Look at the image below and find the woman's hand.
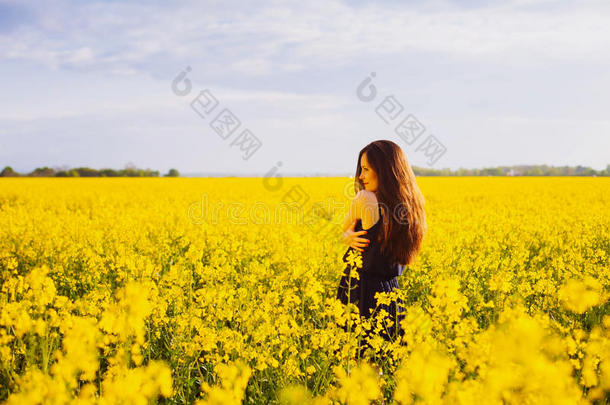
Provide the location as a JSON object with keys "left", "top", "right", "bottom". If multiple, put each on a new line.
{"left": 342, "top": 219, "right": 370, "bottom": 252}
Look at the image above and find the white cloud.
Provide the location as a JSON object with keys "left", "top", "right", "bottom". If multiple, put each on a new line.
{"left": 228, "top": 57, "right": 273, "bottom": 76}
{"left": 2, "top": 0, "right": 610, "bottom": 74}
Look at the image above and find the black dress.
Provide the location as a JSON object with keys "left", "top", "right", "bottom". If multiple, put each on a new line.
{"left": 336, "top": 204, "right": 406, "bottom": 353}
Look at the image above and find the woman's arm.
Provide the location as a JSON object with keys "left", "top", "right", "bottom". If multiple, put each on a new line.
{"left": 343, "top": 190, "right": 363, "bottom": 233}
{"left": 341, "top": 190, "right": 371, "bottom": 252}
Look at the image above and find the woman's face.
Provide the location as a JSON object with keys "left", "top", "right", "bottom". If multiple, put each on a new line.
{"left": 359, "top": 152, "right": 378, "bottom": 193}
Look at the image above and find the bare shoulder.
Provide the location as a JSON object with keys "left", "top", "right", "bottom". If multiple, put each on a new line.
{"left": 356, "top": 190, "right": 380, "bottom": 228}
{"left": 357, "top": 190, "right": 378, "bottom": 207}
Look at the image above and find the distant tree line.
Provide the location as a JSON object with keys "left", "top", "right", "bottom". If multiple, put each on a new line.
{"left": 1, "top": 164, "right": 608, "bottom": 177}
{"left": 0, "top": 165, "right": 180, "bottom": 177}
{"left": 411, "top": 164, "right": 610, "bottom": 177}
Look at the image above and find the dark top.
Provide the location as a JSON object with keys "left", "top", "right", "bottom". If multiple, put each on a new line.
{"left": 341, "top": 204, "right": 405, "bottom": 280}
{"left": 336, "top": 204, "right": 405, "bottom": 320}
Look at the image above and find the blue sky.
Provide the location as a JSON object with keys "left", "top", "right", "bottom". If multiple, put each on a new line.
{"left": 1, "top": 0, "right": 609, "bottom": 175}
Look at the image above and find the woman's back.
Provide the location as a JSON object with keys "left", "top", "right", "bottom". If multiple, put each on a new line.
{"left": 343, "top": 203, "right": 406, "bottom": 280}
{"left": 337, "top": 201, "right": 406, "bottom": 323}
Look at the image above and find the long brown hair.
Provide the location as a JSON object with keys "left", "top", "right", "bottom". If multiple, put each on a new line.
{"left": 354, "top": 140, "right": 427, "bottom": 266}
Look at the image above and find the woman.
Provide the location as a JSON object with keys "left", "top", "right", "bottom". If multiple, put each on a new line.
{"left": 337, "top": 139, "right": 427, "bottom": 357}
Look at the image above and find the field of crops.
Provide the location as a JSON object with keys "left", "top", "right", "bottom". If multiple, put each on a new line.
{"left": 0, "top": 177, "right": 609, "bottom": 404}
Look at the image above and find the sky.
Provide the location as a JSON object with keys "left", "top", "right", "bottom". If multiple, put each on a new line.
{"left": 1, "top": 0, "right": 609, "bottom": 175}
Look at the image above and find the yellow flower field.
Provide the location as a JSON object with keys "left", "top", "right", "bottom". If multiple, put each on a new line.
{"left": 0, "top": 177, "right": 609, "bottom": 404}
